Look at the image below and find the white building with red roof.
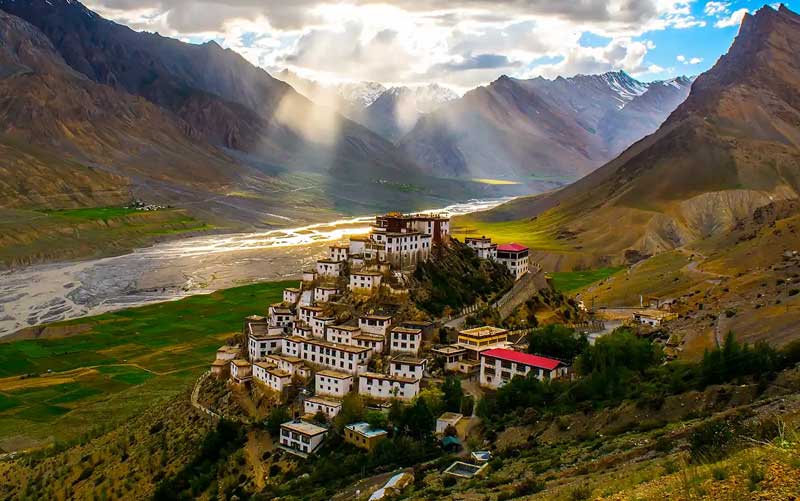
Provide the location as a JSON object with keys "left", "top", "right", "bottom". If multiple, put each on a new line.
{"left": 479, "top": 348, "right": 567, "bottom": 389}
{"left": 496, "top": 243, "right": 529, "bottom": 280}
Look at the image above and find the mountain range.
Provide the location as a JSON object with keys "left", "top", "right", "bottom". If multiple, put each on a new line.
{"left": 276, "top": 70, "right": 458, "bottom": 141}
{"left": 399, "top": 71, "right": 693, "bottom": 184}
{"left": 0, "top": 0, "right": 502, "bottom": 226}
{"left": 0, "top": 0, "right": 698, "bottom": 228}
{"left": 466, "top": 4, "right": 800, "bottom": 269}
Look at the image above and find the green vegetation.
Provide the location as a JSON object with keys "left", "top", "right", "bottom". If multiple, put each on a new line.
{"left": 0, "top": 206, "right": 211, "bottom": 266}
{"left": 479, "top": 329, "right": 800, "bottom": 430}
{"left": 154, "top": 419, "right": 247, "bottom": 500}
{"left": 549, "top": 266, "right": 624, "bottom": 292}
{"left": 40, "top": 206, "right": 141, "bottom": 220}
{"left": 451, "top": 209, "right": 572, "bottom": 252}
{"left": 0, "top": 281, "right": 291, "bottom": 447}
{"left": 526, "top": 325, "right": 588, "bottom": 360}
{"left": 412, "top": 240, "right": 513, "bottom": 315}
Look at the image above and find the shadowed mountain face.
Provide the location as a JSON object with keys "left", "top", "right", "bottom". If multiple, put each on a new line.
{"left": 469, "top": 5, "right": 800, "bottom": 266}
{"left": 399, "top": 71, "right": 691, "bottom": 183}
{"left": 0, "top": 0, "right": 515, "bottom": 223}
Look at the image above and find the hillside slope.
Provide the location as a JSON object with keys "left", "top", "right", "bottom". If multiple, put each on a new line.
{"left": 0, "top": 0, "right": 498, "bottom": 227}
{"left": 461, "top": 5, "right": 800, "bottom": 268}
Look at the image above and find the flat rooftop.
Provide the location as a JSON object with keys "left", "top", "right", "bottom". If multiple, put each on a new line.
{"left": 432, "top": 345, "right": 466, "bottom": 355}
{"left": 391, "top": 326, "right": 422, "bottom": 335}
{"left": 316, "top": 369, "right": 353, "bottom": 379}
{"left": 391, "top": 356, "right": 427, "bottom": 365}
{"left": 305, "top": 396, "right": 342, "bottom": 407}
{"left": 346, "top": 421, "right": 388, "bottom": 438}
{"left": 459, "top": 326, "right": 509, "bottom": 338}
{"left": 281, "top": 420, "right": 328, "bottom": 436}
{"left": 359, "top": 371, "right": 417, "bottom": 384}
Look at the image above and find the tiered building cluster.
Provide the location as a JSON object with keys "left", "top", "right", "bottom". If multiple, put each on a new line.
{"left": 208, "top": 211, "right": 560, "bottom": 458}
{"left": 465, "top": 236, "right": 530, "bottom": 280}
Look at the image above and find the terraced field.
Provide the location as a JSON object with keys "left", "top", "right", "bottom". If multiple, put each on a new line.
{"left": 0, "top": 280, "right": 291, "bottom": 451}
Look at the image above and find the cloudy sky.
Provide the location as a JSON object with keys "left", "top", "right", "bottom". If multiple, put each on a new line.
{"left": 84, "top": 0, "right": 786, "bottom": 91}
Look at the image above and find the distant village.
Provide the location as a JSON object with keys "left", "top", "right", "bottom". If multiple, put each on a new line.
{"left": 207, "top": 211, "right": 569, "bottom": 480}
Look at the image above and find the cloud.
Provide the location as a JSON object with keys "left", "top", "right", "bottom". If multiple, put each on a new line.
{"left": 677, "top": 54, "right": 702, "bottom": 64}
{"left": 82, "top": 0, "right": 712, "bottom": 88}
{"left": 714, "top": 8, "right": 749, "bottom": 28}
{"left": 702, "top": 1, "right": 748, "bottom": 29}
{"left": 528, "top": 37, "right": 657, "bottom": 79}
{"left": 704, "top": 1, "right": 730, "bottom": 16}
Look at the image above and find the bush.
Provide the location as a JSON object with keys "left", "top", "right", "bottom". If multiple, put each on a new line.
{"left": 442, "top": 475, "right": 457, "bottom": 488}
{"left": 689, "top": 419, "right": 736, "bottom": 461}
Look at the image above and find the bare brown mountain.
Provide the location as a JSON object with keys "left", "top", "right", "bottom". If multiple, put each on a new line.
{"left": 467, "top": 4, "right": 800, "bottom": 268}
{"left": 399, "top": 71, "right": 691, "bottom": 187}
{"left": 0, "top": 0, "right": 503, "bottom": 225}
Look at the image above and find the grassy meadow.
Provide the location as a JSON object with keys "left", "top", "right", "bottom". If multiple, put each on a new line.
{"left": 548, "top": 267, "right": 624, "bottom": 292}
{"left": 451, "top": 210, "right": 571, "bottom": 252}
{"left": 0, "top": 207, "right": 212, "bottom": 267}
{"left": 0, "top": 280, "right": 292, "bottom": 450}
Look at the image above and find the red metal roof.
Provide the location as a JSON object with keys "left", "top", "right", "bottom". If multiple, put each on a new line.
{"left": 497, "top": 243, "right": 528, "bottom": 252}
{"left": 481, "top": 348, "right": 561, "bottom": 370}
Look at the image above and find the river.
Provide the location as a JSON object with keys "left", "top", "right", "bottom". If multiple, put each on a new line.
{"left": 0, "top": 198, "right": 509, "bottom": 337}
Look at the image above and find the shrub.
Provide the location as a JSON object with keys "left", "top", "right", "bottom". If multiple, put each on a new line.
{"left": 442, "top": 476, "right": 457, "bottom": 488}
{"left": 689, "top": 419, "right": 736, "bottom": 461}
{"left": 569, "top": 484, "right": 592, "bottom": 500}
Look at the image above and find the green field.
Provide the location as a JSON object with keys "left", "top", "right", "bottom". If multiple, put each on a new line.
{"left": 0, "top": 280, "right": 291, "bottom": 449}
{"left": 0, "top": 207, "right": 212, "bottom": 267}
{"left": 549, "top": 267, "right": 624, "bottom": 292}
{"left": 451, "top": 211, "right": 572, "bottom": 252}
{"left": 40, "top": 206, "right": 141, "bottom": 220}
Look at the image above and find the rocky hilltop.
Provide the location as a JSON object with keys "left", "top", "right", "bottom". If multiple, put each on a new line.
{"left": 468, "top": 5, "right": 800, "bottom": 264}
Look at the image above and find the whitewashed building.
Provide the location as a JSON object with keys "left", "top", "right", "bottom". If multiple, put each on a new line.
{"left": 268, "top": 304, "right": 295, "bottom": 331}
{"left": 230, "top": 359, "right": 252, "bottom": 383}
{"left": 328, "top": 244, "right": 349, "bottom": 262}
{"left": 302, "top": 270, "right": 317, "bottom": 283}
{"left": 264, "top": 354, "right": 308, "bottom": 378}
{"left": 248, "top": 321, "right": 286, "bottom": 360}
{"left": 496, "top": 243, "right": 530, "bottom": 280}
{"left": 282, "top": 335, "right": 305, "bottom": 358}
{"left": 292, "top": 323, "right": 313, "bottom": 339}
{"left": 304, "top": 396, "right": 342, "bottom": 420}
{"left": 359, "top": 314, "right": 393, "bottom": 337}
{"left": 389, "top": 357, "right": 427, "bottom": 380}
{"left": 314, "top": 285, "right": 339, "bottom": 303}
{"left": 311, "top": 315, "right": 336, "bottom": 338}
{"left": 315, "top": 370, "right": 354, "bottom": 398}
{"left": 479, "top": 348, "right": 567, "bottom": 389}
{"left": 316, "top": 259, "right": 343, "bottom": 278}
{"left": 358, "top": 372, "right": 420, "bottom": 401}
{"left": 352, "top": 333, "right": 385, "bottom": 354}
{"left": 299, "top": 305, "right": 323, "bottom": 326}
{"left": 302, "top": 338, "right": 370, "bottom": 374}
{"left": 431, "top": 346, "right": 467, "bottom": 372}
{"left": 283, "top": 287, "right": 302, "bottom": 304}
{"left": 349, "top": 271, "right": 383, "bottom": 292}
{"left": 253, "top": 362, "right": 292, "bottom": 393}
{"left": 389, "top": 326, "right": 423, "bottom": 355}
{"left": 465, "top": 236, "right": 498, "bottom": 260}
{"left": 326, "top": 325, "right": 361, "bottom": 345}
{"left": 279, "top": 420, "right": 327, "bottom": 456}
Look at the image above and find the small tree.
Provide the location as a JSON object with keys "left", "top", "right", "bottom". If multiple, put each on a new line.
{"left": 334, "top": 393, "right": 366, "bottom": 431}
{"left": 441, "top": 376, "right": 464, "bottom": 413}
{"left": 265, "top": 406, "right": 291, "bottom": 435}
{"left": 366, "top": 411, "right": 388, "bottom": 431}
